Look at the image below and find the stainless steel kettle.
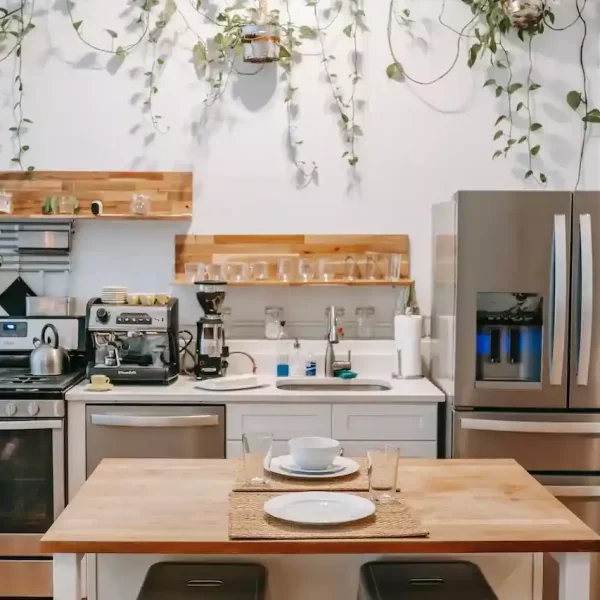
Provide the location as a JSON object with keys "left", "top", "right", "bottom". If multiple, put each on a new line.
{"left": 30, "top": 323, "right": 69, "bottom": 375}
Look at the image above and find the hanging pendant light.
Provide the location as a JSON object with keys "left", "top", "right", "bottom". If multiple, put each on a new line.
{"left": 501, "top": 0, "right": 545, "bottom": 29}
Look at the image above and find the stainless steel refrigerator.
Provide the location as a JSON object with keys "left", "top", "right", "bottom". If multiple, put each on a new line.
{"left": 431, "top": 191, "right": 600, "bottom": 600}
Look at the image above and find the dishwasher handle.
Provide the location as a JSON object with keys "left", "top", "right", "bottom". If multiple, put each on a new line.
{"left": 90, "top": 413, "right": 219, "bottom": 428}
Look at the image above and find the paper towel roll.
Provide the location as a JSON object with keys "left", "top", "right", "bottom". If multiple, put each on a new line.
{"left": 394, "top": 314, "right": 422, "bottom": 378}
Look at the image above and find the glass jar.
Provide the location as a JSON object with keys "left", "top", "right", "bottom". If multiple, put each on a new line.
{"left": 265, "top": 306, "right": 284, "bottom": 340}
{"left": 356, "top": 306, "right": 375, "bottom": 339}
{"left": 0, "top": 190, "right": 13, "bottom": 214}
{"left": 130, "top": 193, "right": 151, "bottom": 216}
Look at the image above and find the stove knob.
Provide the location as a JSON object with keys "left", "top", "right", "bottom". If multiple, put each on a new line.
{"left": 97, "top": 308, "right": 109, "bottom": 323}
{"left": 27, "top": 402, "right": 39, "bottom": 416}
{"left": 5, "top": 402, "right": 17, "bottom": 417}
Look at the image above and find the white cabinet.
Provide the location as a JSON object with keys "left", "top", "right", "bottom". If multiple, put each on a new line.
{"left": 332, "top": 404, "right": 437, "bottom": 441}
{"left": 227, "top": 403, "right": 331, "bottom": 440}
{"left": 339, "top": 440, "right": 437, "bottom": 458}
{"left": 226, "top": 402, "right": 438, "bottom": 459}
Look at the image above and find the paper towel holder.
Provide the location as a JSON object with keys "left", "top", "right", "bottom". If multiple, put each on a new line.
{"left": 392, "top": 350, "right": 423, "bottom": 380}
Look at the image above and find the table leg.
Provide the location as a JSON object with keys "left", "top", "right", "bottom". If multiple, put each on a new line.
{"left": 553, "top": 552, "right": 591, "bottom": 600}
{"left": 53, "top": 553, "right": 83, "bottom": 600}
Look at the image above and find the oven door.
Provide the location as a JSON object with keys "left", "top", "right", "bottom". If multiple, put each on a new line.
{"left": 537, "top": 475, "right": 600, "bottom": 600}
{"left": 0, "top": 418, "right": 65, "bottom": 557}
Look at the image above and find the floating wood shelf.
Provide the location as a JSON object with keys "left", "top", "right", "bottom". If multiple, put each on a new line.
{"left": 175, "top": 234, "right": 411, "bottom": 285}
{"left": 0, "top": 171, "right": 192, "bottom": 220}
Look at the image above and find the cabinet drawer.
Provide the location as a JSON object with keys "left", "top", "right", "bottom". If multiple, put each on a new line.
{"left": 227, "top": 440, "right": 290, "bottom": 458}
{"left": 227, "top": 404, "right": 331, "bottom": 440}
{"left": 332, "top": 404, "right": 437, "bottom": 441}
{"left": 339, "top": 440, "right": 437, "bottom": 459}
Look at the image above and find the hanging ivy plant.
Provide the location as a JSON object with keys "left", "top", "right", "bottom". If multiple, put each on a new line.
{"left": 386, "top": 0, "right": 598, "bottom": 188}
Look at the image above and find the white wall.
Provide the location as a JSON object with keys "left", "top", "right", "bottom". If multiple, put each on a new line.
{"left": 1, "top": 0, "right": 598, "bottom": 328}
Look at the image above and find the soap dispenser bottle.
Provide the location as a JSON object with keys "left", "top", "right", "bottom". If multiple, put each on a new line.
{"left": 276, "top": 322, "right": 290, "bottom": 377}
{"left": 290, "top": 338, "right": 305, "bottom": 377}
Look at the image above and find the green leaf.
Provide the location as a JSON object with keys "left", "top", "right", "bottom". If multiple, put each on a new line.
{"left": 495, "top": 86, "right": 503, "bottom": 98}
{"left": 196, "top": 0, "right": 202, "bottom": 7}
{"left": 299, "top": 25, "right": 317, "bottom": 40}
{"left": 525, "top": 170, "right": 533, "bottom": 179}
{"left": 22, "top": 145, "right": 29, "bottom": 151}
{"left": 115, "top": 46, "right": 126, "bottom": 57}
{"left": 8, "top": 127, "right": 17, "bottom": 132}
{"left": 467, "top": 43, "right": 481, "bottom": 68}
{"left": 517, "top": 28, "right": 525, "bottom": 42}
{"left": 72, "top": 20, "right": 83, "bottom": 32}
{"left": 567, "top": 90, "right": 582, "bottom": 111}
{"left": 11, "top": 158, "right": 20, "bottom": 163}
{"left": 583, "top": 109, "right": 600, "bottom": 124}
{"left": 516, "top": 102, "right": 524, "bottom": 112}
{"left": 342, "top": 151, "right": 349, "bottom": 158}
{"left": 483, "top": 79, "right": 496, "bottom": 88}
{"left": 493, "top": 130, "right": 503, "bottom": 141}
{"left": 342, "top": 24, "right": 352, "bottom": 38}
{"left": 23, "top": 118, "right": 33, "bottom": 124}
{"left": 540, "top": 173, "right": 547, "bottom": 183}
{"left": 496, "top": 61, "right": 507, "bottom": 69}
{"left": 494, "top": 115, "right": 506, "bottom": 126}
{"left": 507, "top": 138, "right": 517, "bottom": 146}
{"left": 157, "top": 58, "right": 164, "bottom": 65}
{"left": 530, "top": 145, "right": 541, "bottom": 156}
{"left": 530, "top": 122, "right": 542, "bottom": 132}
{"left": 279, "top": 46, "right": 291, "bottom": 59}
{"left": 518, "top": 136, "right": 527, "bottom": 144}
{"left": 341, "top": 113, "right": 349, "bottom": 124}
{"left": 507, "top": 83, "right": 523, "bottom": 94}
{"left": 348, "top": 156, "right": 358, "bottom": 166}
{"left": 529, "top": 83, "right": 541, "bottom": 91}
{"left": 386, "top": 62, "right": 405, "bottom": 82}
{"left": 192, "top": 41, "right": 207, "bottom": 64}
{"left": 105, "top": 29, "right": 118, "bottom": 39}
{"left": 492, "top": 150, "right": 502, "bottom": 159}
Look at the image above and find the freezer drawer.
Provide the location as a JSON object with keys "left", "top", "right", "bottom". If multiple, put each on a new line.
{"left": 538, "top": 475, "right": 600, "bottom": 600}
{"left": 453, "top": 411, "right": 600, "bottom": 471}
{"left": 86, "top": 404, "right": 226, "bottom": 476}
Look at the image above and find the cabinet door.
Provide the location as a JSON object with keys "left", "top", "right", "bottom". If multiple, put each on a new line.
{"left": 339, "top": 440, "right": 436, "bottom": 458}
{"left": 227, "top": 440, "right": 291, "bottom": 458}
{"left": 227, "top": 404, "right": 331, "bottom": 440}
{"left": 332, "top": 404, "right": 437, "bottom": 441}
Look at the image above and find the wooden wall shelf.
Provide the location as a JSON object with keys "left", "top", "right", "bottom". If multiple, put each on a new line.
{"left": 175, "top": 234, "right": 411, "bottom": 285}
{"left": 0, "top": 171, "right": 192, "bottom": 220}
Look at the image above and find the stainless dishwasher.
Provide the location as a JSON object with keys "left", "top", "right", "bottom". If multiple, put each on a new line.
{"left": 85, "top": 404, "right": 226, "bottom": 476}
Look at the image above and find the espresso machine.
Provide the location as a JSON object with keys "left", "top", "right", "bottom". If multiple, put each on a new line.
{"left": 85, "top": 298, "right": 180, "bottom": 384}
{"left": 195, "top": 281, "right": 229, "bottom": 379}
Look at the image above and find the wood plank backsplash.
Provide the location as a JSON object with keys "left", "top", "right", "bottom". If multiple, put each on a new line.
{"left": 0, "top": 171, "right": 192, "bottom": 217}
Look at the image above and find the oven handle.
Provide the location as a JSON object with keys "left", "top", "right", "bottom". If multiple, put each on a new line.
{"left": 460, "top": 417, "right": 600, "bottom": 435}
{"left": 90, "top": 414, "right": 219, "bottom": 428}
{"left": 546, "top": 486, "right": 600, "bottom": 499}
{"left": 0, "top": 419, "right": 63, "bottom": 430}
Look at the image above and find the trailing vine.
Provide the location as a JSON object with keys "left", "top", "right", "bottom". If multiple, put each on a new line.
{"left": 385, "top": 0, "right": 599, "bottom": 187}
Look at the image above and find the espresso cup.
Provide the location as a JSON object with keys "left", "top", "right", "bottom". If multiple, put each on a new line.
{"left": 91, "top": 374, "right": 110, "bottom": 386}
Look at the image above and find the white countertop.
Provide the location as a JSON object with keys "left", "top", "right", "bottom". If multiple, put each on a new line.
{"left": 65, "top": 375, "right": 445, "bottom": 404}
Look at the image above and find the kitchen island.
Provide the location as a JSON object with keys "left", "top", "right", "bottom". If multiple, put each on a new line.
{"left": 41, "top": 458, "right": 599, "bottom": 600}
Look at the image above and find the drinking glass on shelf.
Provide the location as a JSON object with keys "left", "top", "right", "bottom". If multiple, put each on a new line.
{"left": 344, "top": 256, "right": 358, "bottom": 281}
{"left": 367, "top": 444, "right": 399, "bottom": 504}
{"left": 364, "top": 254, "right": 381, "bottom": 280}
{"left": 223, "top": 262, "right": 250, "bottom": 283}
{"left": 58, "top": 195, "right": 77, "bottom": 215}
{"left": 130, "top": 193, "right": 151, "bottom": 216}
{"left": 385, "top": 253, "right": 403, "bottom": 281}
{"left": 277, "top": 258, "right": 294, "bottom": 282}
{"left": 317, "top": 258, "right": 336, "bottom": 282}
{"left": 205, "top": 263, "right": 223, "bottom": 281}
{"left": 184, "top": 263, "right": 199, "bottom": 283}
{"left": 251, "top": 261, "right": 270, "bottom": 281}
{"left": 298, "top": 258, "right": 316, "bottom": 282}
{"left": 242, "top": 432, "right": 273, "bottom": 486}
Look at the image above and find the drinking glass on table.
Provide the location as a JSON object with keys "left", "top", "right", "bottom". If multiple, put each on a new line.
{"left": 242, "top": 432, "right": 273, "bottom": 486}
{"left": 367, "top": 445, "right": 399, "bottom": 504}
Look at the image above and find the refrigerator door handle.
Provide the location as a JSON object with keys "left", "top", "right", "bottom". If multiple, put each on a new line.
{"left": 460, "top": 416, "right": 600, "bottom": 435}
{"left": 546, "top": 486, "right": 600, "bottom": 499}
{"left": 577, "top": 213, "right": 593, "bottom": 386}
{"left": 550, "top": 214, "right": 568, "bottom": 386}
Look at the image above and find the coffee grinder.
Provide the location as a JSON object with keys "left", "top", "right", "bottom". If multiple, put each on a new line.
{"left": 195, "top": 281, "right": 229, "bottom": 379}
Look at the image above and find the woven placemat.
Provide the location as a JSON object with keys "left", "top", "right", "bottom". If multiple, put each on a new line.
{"left": 232, "top": 458, "right": 368, "bottom": 492}
{"left": 229, "top": 491, "right": 429, "bottom": 540}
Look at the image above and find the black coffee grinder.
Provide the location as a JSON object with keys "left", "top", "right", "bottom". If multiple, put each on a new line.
{"left": 195, "top": 281, "right": 229, "bottom": 379}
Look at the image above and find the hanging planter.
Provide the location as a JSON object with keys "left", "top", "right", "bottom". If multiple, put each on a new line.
{"left": 501, "top": 0, "right": 545, "bottom": 29}
{"left": 241, "top": 23, "right": 281, "bottom": 63}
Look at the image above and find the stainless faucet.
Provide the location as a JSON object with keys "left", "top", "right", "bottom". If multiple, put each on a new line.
{"left": 324, "top": 306, "right": 351, "bottom": 377}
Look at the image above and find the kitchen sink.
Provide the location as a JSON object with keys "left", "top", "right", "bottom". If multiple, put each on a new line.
{"left": 275, "top": 378, "right": 392, "bottom": 392}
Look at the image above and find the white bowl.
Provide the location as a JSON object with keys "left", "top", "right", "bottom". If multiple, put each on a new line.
{"left": 288, "top": 437, "right": 340, "bottom": 471}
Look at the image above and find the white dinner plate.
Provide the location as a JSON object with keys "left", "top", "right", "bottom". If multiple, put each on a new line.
{"left": 264, "top": 492, "right": 375, "bottom": 525}
{"left": 277, "top": 454, "right": 346, "bottom": 475}
{"left": 266, "top": 455, "right": 360, "bottom": 479}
